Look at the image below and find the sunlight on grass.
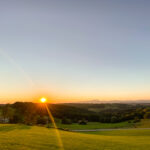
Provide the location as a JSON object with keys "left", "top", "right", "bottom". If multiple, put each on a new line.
{"left": 0, "top": 124, "right": 150, "bottom": 150}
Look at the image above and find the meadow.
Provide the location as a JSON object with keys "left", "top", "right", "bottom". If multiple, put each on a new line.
{"left": 55, "top": 121, "right": 134, "bottom": 130}
{"left": 0, "top": 124, "right": 150, "bottom": 150}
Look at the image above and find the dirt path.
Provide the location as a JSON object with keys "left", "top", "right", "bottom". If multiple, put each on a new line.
{"left": 71, "top": 128, "right": 150, "bottom": 132}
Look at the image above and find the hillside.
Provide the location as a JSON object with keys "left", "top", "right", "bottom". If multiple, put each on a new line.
{"left": 0, "top": 124, "right": 150, "bottom": 150}
{"left": 1, "top": 102, "right": 150, "bottom": 125}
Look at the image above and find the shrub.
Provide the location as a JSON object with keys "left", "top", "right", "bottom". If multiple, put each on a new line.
{"left": 61, "top": 118, "right": 72, "bottom": 124}
{"left": 36, "top": 116, "right": 48, "bottom": 125}
{"left": 78, "top": 120, "right": 87, "bottom": 125}
{"left": 133, "top": 117, "right": 140, "bottom": 123}
{"left": 111, "top": 116, "right": 117, "bottom": 123}
{"left": 144, "top": 112, "right": 150, "bottom": 119}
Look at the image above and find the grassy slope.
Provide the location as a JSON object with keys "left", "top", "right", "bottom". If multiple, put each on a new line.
{"left": 0, "top": 124, "right": 150, "bottom": 150}
{"left": 136, "top": 119, "right": 150, "bottom": 128}
{"left": 86, "top": 129, "right": 150, "bottom": 136}
{"left": 56, "top": 121, "right": 134, "bottom": 130}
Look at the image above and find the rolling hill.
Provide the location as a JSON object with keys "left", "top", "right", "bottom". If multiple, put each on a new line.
{"left": 0, "top": 124, "right": 150, "bottom": 150}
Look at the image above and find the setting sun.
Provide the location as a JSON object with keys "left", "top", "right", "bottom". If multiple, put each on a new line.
{"left": 40, "top": 97, "right": 47, "bottom": 103}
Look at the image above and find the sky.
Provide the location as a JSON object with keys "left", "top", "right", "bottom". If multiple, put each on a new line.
{"left": 0, "top": 0, "right": 150, "bottom": 103}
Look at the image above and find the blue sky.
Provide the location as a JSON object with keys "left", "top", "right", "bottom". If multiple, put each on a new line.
{"left": 0, "top": 0, "right": 150, "bottom": 103}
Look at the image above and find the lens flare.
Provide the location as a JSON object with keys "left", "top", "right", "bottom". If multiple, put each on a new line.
{"left": 45, "top": 104, "right": 64, "bottom": 150}
{"left": 40, "top": 97, "right": 64, "bottom": 150}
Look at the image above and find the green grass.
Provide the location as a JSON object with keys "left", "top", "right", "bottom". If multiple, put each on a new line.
{"left": 85, "top": 128, "right": 150, "bottom": 136}
{"left": 136, "top": 119, "right": 150, "bottom": 128}
{"left": 1, "top": 124, "right": 150, "bottom": 150}
{"left": 55, "top": 121, "right": 134, "bottom": 130}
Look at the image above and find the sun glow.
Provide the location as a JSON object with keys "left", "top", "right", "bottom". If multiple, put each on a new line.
{"left": 39, "top": 97, "right": 64, "bottom": 149}
{"left": 40, "top": 97, "right": 47, "bottom": 103}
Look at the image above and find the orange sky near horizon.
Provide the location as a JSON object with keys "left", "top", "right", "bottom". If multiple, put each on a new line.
{"left": 1, "top": 88, "right": 150, "bottom": 104}
{"left": 1, "top": 1, "right": 150, "bottom": 104}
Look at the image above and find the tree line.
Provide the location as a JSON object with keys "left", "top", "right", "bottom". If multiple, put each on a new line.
{"left": 0, "top": 102, "right": 150, "bottom": 125}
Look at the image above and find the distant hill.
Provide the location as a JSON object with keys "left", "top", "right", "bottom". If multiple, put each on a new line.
{"left": 75, "top": 100, "right": 150, "bottom": 104}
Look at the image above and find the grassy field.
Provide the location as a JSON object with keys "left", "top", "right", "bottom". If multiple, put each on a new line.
{"left": 55, "top": 121, "right": 134, "bottom": 130}
{"left": 1, "top": 124, "right": 150, "bottom": 150}
{"left": 85, "top": 128, "right": 150, "bottom": 136}
{"left": 136, "top": 119, "right": 150, "bottom": 128}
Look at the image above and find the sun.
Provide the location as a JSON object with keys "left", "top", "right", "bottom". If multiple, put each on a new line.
{"left": 40, "top": 97, "right": 47, "bottom": 103}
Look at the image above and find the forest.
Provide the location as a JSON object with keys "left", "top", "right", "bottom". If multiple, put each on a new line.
{"left": 0, "top": 102, "right": 150, "bottom": 125}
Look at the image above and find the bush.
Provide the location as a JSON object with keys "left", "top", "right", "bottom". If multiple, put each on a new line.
{"left": 61, "top": 118, "right": 72, "bottom": 124}
{"left": 111, "top": 116, "right": 117, "bottom": 123}
{"left": 78, "top": 120, "right": 87, "bottom": 125}
{"left": 128, "top": 120, "right": 131, "bottom": 123}
{"left": 133, "top": 117, "right": 140, "bottom": 123}
{"left": 144, "top": 112, "right": 150, "bottom": 119}
{"left": 36, "top": 116, "right": 48, "bottom": 125}
{"left": 46, "top": 124, "right": 51, "bottom": 128}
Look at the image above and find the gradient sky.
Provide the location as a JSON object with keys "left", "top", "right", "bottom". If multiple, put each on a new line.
{"left": 0, "top": 0, "right": 150, "bottom": 103}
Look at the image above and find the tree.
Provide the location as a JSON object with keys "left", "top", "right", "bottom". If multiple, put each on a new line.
{"left": 144, "top": 112, "right": 150, "bottom": 119}
{"left": 2, "top": 105, "right": 15, "bottom": 123}
{"left": 61, "top": 118, "right": 72, "bottom": 124}
{"left": 36, "top": 116, "right": 48, "bottom": 125}
{"left": 133, "top": 117, "right": 140, "bottom": 123}
{"left": 78, "top": 119, "right": 87, "bottom": 125}
{"left": 111, "top": 116, "right": 117, "bottom": 123}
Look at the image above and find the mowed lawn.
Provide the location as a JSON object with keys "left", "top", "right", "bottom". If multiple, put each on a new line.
{"left": 56, "top": 121, "right": 134, "bottom": 130}
{"left": 136, "top": 119, "right": 150, "bottom": 128}
{"left": 0, "top": 124, "right": 150, "bottom": 150}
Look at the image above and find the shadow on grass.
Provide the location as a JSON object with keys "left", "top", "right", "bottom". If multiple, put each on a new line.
{"left": 0, "top": 124, "right": 31, "bottom": 132}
